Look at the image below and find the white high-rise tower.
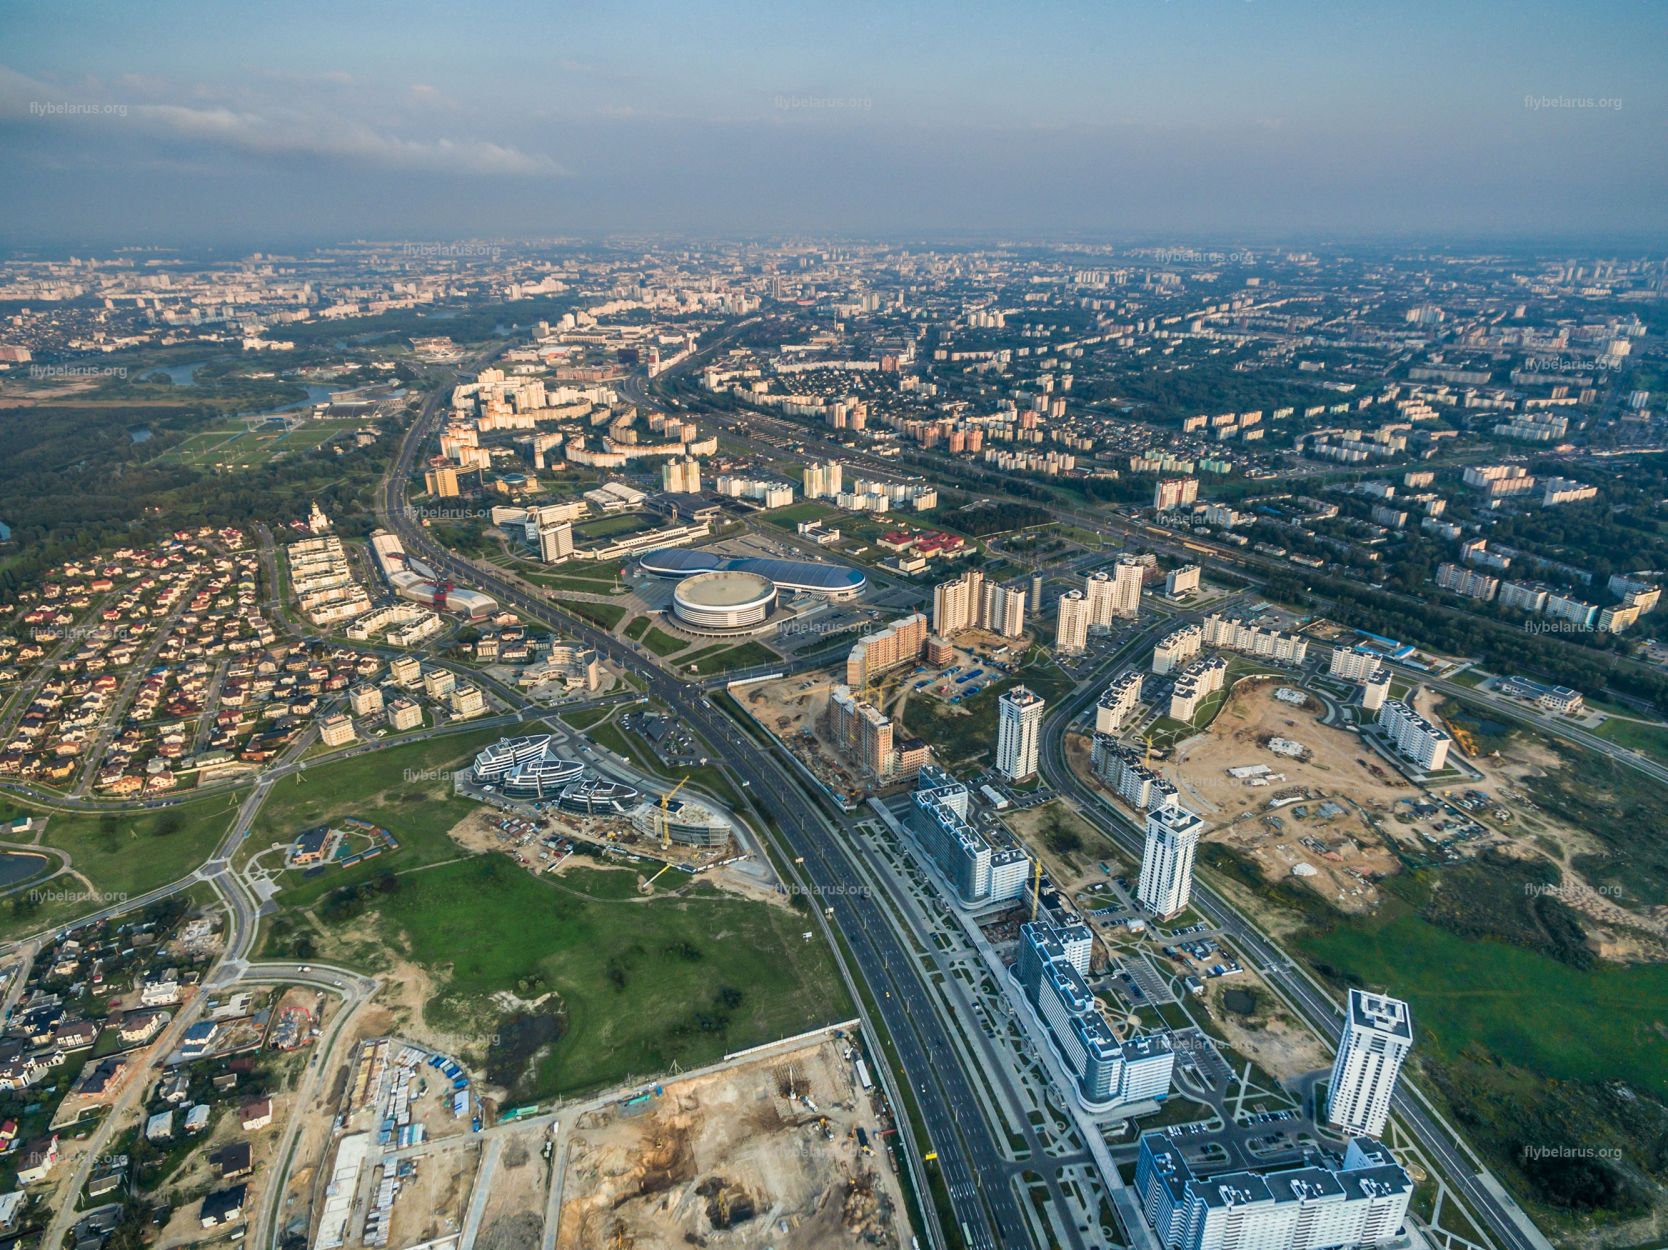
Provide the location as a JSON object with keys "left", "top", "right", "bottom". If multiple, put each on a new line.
{"left": 1055, "top": 590, "right": 1091, "bottom": 655}
{"left": 1136, "top": 804, "right": 1203, "bottom": 918}
{"left": 1328, "top": 989, "right": 1413, "bottom": 1138}
{"left": 995, "top": 686, "right": 1045, "bottom": 782}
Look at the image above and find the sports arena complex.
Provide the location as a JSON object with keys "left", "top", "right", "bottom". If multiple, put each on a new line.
{"left": 639, "top": 547, "right": 867, "bottom": 634}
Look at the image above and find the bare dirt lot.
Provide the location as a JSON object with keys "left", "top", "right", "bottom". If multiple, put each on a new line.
{"left": 387, "top": 1141, "right": 480, "bottom": 1247}
{"left": 1192, "top": 977, "right": 1332, "bottom": 1085}
{"left": 1148, "top": 682, "right": 1407, "bottom": 912}
{"left": 735, "top": 672, "right": 867, "bottom": 797}
{"left": 556, "top": 1038, "right": 910, "bottom": 1250}
{"left": 474, "top": 1125, "right": 554, "bottom": 1250}
{"left": 1003, "top": 801, "right": 1133, "bottom": 903}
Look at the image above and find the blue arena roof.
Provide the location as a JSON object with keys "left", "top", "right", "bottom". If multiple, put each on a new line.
{"left": 638, "top": 548, "right": 866, "bottom": 594}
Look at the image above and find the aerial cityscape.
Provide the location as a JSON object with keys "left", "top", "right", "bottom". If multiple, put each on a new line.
{"left": 0, "top": 4, "right": 1664, "bottom": 1250}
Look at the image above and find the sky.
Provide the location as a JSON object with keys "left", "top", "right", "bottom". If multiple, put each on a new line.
{"left": 1, "top": 0, "right": 1663, "bottom": 249}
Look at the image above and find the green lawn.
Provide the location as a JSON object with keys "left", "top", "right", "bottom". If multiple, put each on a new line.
{"left": 762, "top": 500, "right": 840, "bottom": 529}
{"left": 559, "top": 705, "right": 616, "bottom": 732}
{"left": 681, "top": 640, "right": 780, "bottom": 676}
{"left": 562, "top": 599, "right": 630, "bottom": 631}
{"left": 572, "top": 512, "right": 658, "bottom": 542}
{"left": 638, "top": 625, "right": 690, "bottom": 658}
{"left": 246, "top": 726, "right": 510, "bottom": 910}
{"left": 0, "top": 793, "right": 242, "bottom": 939}
{"left": 1301, "top": 909, "right": 1668, "bottom": 1101}
{"left": 1590, "top": 716, "right": 1668, "bottom": 766}
{"left": 521, "top": 562, "right": 627, "bottom": 596}
{"left": 314, "top": 856, "right": 849, "bottom": 1100}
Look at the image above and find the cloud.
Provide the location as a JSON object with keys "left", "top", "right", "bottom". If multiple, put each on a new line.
{"left": 131, "top": 101, "right": 562, "bottom": 175}
{"left": 0, "top": 63, "right": 562, "bottom": 178}
{"left": 407, "top": 82, "right": 459, "bottom": 109}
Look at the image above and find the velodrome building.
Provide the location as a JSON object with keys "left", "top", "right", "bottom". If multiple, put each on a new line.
{"left": 671, "top": 570, "right": 778, "bottom": 630}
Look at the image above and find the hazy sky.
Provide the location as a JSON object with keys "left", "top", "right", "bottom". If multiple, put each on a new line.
{"left": 2, "top": 0, "right": 1663, "bottom": 249}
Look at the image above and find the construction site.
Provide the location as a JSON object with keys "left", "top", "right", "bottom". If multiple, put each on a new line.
{"left": 1075, "top": 680, "right": 1413, "bottom": 913}
{"left": 555, "top": 1037, "right": 912, "bottom": 1250}
{"left": 733, "top": 631, "right": 1024, "bottom": 798}
{"left": 450, "top": 770, "right": 739, "bottom": 877}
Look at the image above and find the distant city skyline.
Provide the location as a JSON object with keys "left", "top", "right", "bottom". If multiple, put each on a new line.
{"left": 1, "top": 0, "right": 1664, "bottom": 248}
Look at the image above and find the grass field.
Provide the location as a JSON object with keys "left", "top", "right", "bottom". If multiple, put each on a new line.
{"left": 1302, "top": 909, "right": 1668, "bottom": 1101}
{"left": 158, "top": 417, "right": 364, "bottom": 469}
{"left": 559, "top": 705, "right": 616, "bottom": 732}
{"left": 562, "top": 599, "right": 630, "bottom": 631}
{"left": 245, "top": 726, "right": 509, "bottom": 910}
{"left": 573, "top": 512, "right": 658, "bottom": 542}
{"left": 521, "top": 566, "right": 629, "bottom": 596}
{"left": 0, "top": 793, "right": 242, "bottom": 939}
{"left": 316, "top": 855, "right": 848, "bottom": 1099}
{"left": 1589, "top": 715, "right": 1668, "bottom": 765}
{"left": 638, "top": 625, "right": 689, "bottom": 657}
{"left": 901, "top": 651, "right": 1076, "bottom": 769}
{"left": 680, "top": 640, "right": 779, "bottom": 675}
{"left": 762, "top": 500, "right": 841, "bottom": 529}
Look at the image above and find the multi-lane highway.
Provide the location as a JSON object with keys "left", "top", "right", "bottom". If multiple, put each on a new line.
{"left": 376, "top": 380, "right": 1066, "bottom": 1249}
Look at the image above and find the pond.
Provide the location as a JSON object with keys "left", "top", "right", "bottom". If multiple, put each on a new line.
{"left": 1222, "top": 988, "right": 1258, "bottom": 1016}
{"left": 0, "top": 852, "right": 50, "bottom": 889}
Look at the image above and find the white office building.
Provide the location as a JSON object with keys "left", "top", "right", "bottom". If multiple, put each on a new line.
{"left": 538, "top": 522, "right": 574, "bottom": 562}
{"left": 1165, "top": 564, "right": 1202, "bottom": 598}
{"left": 1328, "top": 990, "right": 1413, "bottom": 1138}
{"left": 996, "top": 686, "right": 1045, "bottom": 782}
{"left": 1137, "top": 804, "right": 1204, "bottom": 918}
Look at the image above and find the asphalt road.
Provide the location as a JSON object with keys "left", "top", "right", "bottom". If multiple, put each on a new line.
{"left": 377, "top": 384, "right": 1042, "bottom": 1248}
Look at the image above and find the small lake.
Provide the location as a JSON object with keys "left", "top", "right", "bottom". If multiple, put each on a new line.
{"left": 157, "top": 359, "right": 212, "bottom": 386}
{"left": 0, "top": 852, "right": 49, "bottom": 889}
{"left": 1222, "top": 988, "right": 1258, "bottom": 1016}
